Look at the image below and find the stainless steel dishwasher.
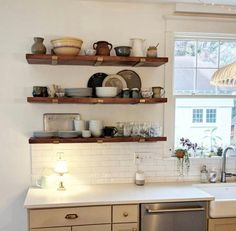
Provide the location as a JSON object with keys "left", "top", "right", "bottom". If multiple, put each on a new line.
{"left": 141, "top": 201, "right": 207, "bottom": 231}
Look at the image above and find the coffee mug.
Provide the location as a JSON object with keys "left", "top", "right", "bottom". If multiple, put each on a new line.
{"left": 103, "top": 126, "right": 118, "bottom": 137}
{"left": 152, "top": 86, "right": 165, "bottom": 98}
{"left": 36, "top": 176, "right": 49, "bottom": 189}
{"left": 32, "top": 86, "right": 48, "bottom": 97}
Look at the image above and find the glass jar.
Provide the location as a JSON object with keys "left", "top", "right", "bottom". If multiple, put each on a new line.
{"left": 200, "top": 165, "right": 208, "bottom": 183}
{"left": 147, "top": 46, "right": 157, "bottom": 58}
{"left": 131, "top": 88, "right": 140, "bottom": 98}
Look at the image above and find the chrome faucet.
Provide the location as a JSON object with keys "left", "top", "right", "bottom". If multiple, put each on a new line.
{"left": 221, "top": 146, "right": 236, "bottom": 183}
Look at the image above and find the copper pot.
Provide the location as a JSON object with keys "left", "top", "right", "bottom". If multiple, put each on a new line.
{"left": 93, "top": 41, "right": 113, "bottom": 56}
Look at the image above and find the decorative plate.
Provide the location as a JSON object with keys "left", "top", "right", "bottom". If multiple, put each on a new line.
{"left": 117, "top": 70, "right": 142, "bottom": 89}
{"left": 102, "top": 74, "right": 127, "bottom": 94}
{"left": 87, "top": 72, "right": 108, "bottom": 96}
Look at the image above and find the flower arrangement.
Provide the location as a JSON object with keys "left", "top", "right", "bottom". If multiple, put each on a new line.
{"left": 175, "top": 138, "right": 197, "bottom": 176}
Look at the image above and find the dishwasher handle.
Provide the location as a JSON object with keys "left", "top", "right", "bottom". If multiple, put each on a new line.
{"left": 146, "top": 207, "right": 205, "bottom": 214}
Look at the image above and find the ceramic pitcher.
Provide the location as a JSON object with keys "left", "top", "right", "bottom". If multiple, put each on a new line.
{"left": 93, "top": 41, "right": 113, "bottom": 56}
{"left": 130, "top": 38, "right": 145, "bottom": 57}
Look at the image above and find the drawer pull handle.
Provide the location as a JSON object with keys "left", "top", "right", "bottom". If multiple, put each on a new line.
{"left": 123, "top": 212, "right": 129, "bottom": 217}
{"left": 65, "top": 214, "right": 78, "bottom": 219}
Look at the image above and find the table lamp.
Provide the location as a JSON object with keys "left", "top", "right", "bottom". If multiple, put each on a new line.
{"left": 54, "top": 155, "right": 68, "bottom": 190}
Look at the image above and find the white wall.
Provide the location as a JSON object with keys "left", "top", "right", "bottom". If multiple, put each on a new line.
{"left": 2, "top": 1, "right": 236, "bottom": 231}
{"left": 0, "top": 1, "right": 173, "bottom": 231}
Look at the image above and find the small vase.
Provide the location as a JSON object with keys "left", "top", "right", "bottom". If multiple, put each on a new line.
{"left": 31, "top": 37, "right": 46, "bottom": 54}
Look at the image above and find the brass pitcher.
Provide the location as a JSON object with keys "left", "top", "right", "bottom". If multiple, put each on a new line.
{"left": 93, "top": 41, "right": 113, "bottom": 56}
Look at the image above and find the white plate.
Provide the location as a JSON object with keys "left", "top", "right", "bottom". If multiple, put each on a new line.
{"left": 102, "top": 74, "right": 127, "bottom": 94}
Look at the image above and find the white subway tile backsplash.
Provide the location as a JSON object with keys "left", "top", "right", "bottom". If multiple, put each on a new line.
{"left": 31, "top": 143, "right": 236, "bottom": 186}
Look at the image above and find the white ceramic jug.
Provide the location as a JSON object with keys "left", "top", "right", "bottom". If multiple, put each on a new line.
{"left": 130, "top": 38, "right": 145, "bottom": 57}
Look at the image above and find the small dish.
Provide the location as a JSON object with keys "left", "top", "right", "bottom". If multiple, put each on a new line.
{"left": 102, "top": 74, "right": 127, "bottom": 94}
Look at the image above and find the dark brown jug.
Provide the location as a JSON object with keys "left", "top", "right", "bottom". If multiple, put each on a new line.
{"left": 93, "top": 41, "right": 113, "bottom": 56}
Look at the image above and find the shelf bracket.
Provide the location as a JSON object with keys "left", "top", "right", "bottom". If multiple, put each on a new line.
{"left": 139, "top": 99, "right": 146, "bottom": 103}
{"left": 51, "top": 56, "right": 58, "bottom": 65}
{"left": 95, "top": 57, "right": 103, "bottom": 66}
{"left": 52, "top": 98, "right": 59, "bottom": 104}
{"left": 134, "top": 58, "right": 146, "bottom": 67}
{"left": 139, "top": 138, "right": 146, "bottom": 142}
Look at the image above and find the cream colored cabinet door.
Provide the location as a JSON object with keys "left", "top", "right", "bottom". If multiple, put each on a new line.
{"left": 113, "top": 223, "right": 138, "bottom": 231}
{"left": 29, "top": 206, "right": 111, "bottom": 228}
{"left": 31, "top": 228, "right": 71, "bottom": 231}
{"left": 72, "top": 224, "right": 111, "bottom": 231}
{"left": 113, "top": 205, "right": 138, "bottom": 223}
{"left": 209, "top": 218, "right": 236, "bottom": 231}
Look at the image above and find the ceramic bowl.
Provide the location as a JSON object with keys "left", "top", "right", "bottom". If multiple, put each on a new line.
{"left": 96, "top": 87, "right": 118, "bottom": 98}
{"left": 114, "top": 46, "right": 132, "bottom": 57}
{"left": 53, "top": 46, "right": 81, "bottom": 56}
{"left": 51, "top": 37, "right": 83, "bottom": 48}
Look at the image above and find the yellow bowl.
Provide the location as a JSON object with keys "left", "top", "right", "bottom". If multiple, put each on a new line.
{"left": 53, "top": 46, "right": 81, "bottom": 56}
{"left": 51, "top": 37, "right": 83, "bottom": 48}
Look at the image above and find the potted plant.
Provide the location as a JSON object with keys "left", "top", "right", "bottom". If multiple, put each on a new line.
{"left": 175, "top": 138, "right": 197, "bottom": 176}
{"left": 175, "top": 148, "right": 190, "bottom": 176}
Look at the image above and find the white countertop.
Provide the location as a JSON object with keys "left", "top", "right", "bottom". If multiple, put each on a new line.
{"left": 24, "top": 183, "right": 214, "bottom": 209}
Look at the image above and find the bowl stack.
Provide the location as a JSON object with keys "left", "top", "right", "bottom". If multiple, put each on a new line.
{"left": 51, "top": 37, "right": 83, "bottom": 56}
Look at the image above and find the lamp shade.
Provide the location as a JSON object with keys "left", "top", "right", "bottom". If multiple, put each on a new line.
{"left": 211, "top": 61, "right": 236, "bottom": 86}
{"left": 54, "top": 159, "right": 68, "bottom": 174}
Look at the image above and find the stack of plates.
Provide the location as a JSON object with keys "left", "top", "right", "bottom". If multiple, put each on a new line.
{"left": 58, "top": 131, "right": 80, "bottom": 138}
{"left": 33, "top": 131, "right": 57, "bottom": 138}
{"left": 65, "top": 88, "right": 92, "bottom": 97}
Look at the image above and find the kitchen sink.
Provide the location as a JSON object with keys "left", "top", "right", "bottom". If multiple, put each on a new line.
{"left": 195, "top": 183, "right": 236, "bottom": 218}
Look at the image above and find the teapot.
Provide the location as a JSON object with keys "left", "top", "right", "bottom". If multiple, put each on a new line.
{"left": 93, "top": 41, "right": 113, "bottom": 56}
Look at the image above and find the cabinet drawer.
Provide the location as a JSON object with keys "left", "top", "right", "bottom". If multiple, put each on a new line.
{"left": 113, "top": 223, "right": 138, "bottom": 231}
{"left": 72, "top": 224, "right": 111, "bottom": 231}
{"left": 31, "top": 228, "right": 70, "bottom": 231}
{"left": 29, "top": 206, "right": 111, "bottom": 228}
{"left": 113, "top": 205, "right": 138, "bottom": 223}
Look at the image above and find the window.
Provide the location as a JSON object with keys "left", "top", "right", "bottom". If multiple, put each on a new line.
{"left": 192, "top": 109, "right": 203, "bottom": 123}
{"left": 174, "top": 36, "right": 236, "bottom": 156}
{"left": 206, "top": 109, "right": 216, "bottom": 123}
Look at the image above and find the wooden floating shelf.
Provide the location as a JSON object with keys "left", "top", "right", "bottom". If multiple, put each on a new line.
{"left": 26, "top": 54, "right": 168, "bottom": 67}
{"left": 29, "top": 136, "right": 167, "bottom": 144}
{"left": 27, "top": 97, "right": 167, "bottom": 104}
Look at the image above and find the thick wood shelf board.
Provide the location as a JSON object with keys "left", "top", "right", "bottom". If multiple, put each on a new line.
{"left": 29, "top": 136, "right": 167, "bottom": 144}
{"left": 27, "top": 97, "right": 167, "bottom": 104}
{"left": 26, "top": 54, "right": 168, "bottom": 67}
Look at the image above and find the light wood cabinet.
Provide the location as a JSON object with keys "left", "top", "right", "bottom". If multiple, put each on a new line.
{"left": 208, "top": 218, "right": 236, "bottom": 231}
{"left": 29, "top": 206, "right": 111, "bottom": 228}
{"left": 28, "top": 204, "right": 139, "bottom": 231}
{"left": 113, "top": 205, "right": 139, "bottom": 223}
{"left": 31, "top": 228, "right": 70, "bottom": 231}
{"left": 72, "top": 224, "right": 111, "bottom": 231}
{"left": 113, "top": 223, "right": 138, "bottom": 231}
{"left": 112, "top": 205, "right": 139, "bottom": 231}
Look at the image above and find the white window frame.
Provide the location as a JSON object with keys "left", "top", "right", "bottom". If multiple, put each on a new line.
{"left": 164, "top": 30, "right": 236, "bottom": 158}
